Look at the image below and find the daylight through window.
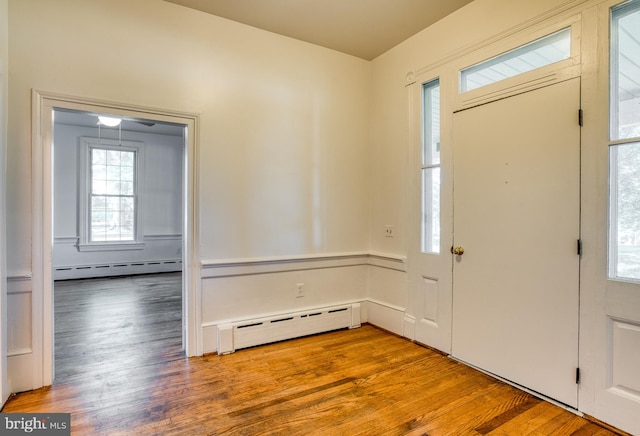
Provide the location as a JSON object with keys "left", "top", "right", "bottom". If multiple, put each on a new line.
{"left": 460, "top": 27, "right": 571, "bottom": 92}
{"left": 609, "top": 0, "right": 640, "bottom": 281}
{"left": 90, "top": 147, "right": 137, "bottom": 242}
{"left": 422, "top": 79, "right": 441, "bottom": 254}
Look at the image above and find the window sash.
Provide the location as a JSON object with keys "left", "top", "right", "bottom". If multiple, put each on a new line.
{"left": 608, "top": 0, "right": 640, "bottom": 282}
{"left": 460, "top": 27, "right": 571, "bottom": 93}
{"left": 422, "top": 79, "right": 441, "bottom": 254}
{"left": 78, "top": 137, "right": 145, "bottom": 251}
{"left": 89, "top": 147, "right": 137, "bottom": 243}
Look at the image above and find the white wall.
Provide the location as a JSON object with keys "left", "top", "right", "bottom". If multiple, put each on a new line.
{"left": 0, "top": 0, "right": 9, "bottom": 407}
{"left": 6, "top": 0, "right": 371, "bottom": 391}
{"left": 7, "top": 0, "right": 370, "bottom": 271}
{"left": 53, "top": 122, "right": 183, "bottom": 278}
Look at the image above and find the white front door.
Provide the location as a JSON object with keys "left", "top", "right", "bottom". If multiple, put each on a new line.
{"left": 451, "top": 78, "right": 581, "bottom": 407}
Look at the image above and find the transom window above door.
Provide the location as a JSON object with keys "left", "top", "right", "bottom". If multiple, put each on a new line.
{"left": 460, "top": 27, "right": 571, "bottom": 92}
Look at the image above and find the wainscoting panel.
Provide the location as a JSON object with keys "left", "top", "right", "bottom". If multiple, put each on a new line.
{"left": 53, "top": 234, "right": 182, "bottom": 279}
{"left": 201, "top": 252, "right": 407, "bottom": 353}
{"left": 201, "top": 254, "right": 368, "bottom": 353}
{"left": 7, "top": 275, "right": 35, "bottom": 393}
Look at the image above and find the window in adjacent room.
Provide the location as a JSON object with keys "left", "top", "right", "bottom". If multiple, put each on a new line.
{"left": 609, "top": 0, "right": 640, "bottom": 280}
{"left": 422, "top": 79, "right": 441, "bottom": 254}
{"left": 79, "top": 138, "right": 145, "bottom": 250}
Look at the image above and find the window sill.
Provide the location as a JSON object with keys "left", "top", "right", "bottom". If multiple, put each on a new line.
{"left": 78, "top": 242, "right": 146, "bottom": 252}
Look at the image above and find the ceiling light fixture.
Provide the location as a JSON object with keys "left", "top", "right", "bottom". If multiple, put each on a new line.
{"left": 97, "top": 116, "right": 122, "bottom": 127}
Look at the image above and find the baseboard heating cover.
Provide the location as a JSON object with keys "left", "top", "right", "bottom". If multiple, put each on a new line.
{"left": 53, "top": 259, "right": 182, "bottom": 280}
{"left": 217, "top": 303, "right": 361, "bottom": 354}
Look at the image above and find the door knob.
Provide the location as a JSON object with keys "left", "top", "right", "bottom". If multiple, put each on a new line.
{"left": 451, "top": 246, "right": 465, "bottom": 255}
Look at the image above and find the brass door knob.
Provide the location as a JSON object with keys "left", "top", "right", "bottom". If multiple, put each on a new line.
{"left": 451, "top": 246, "right": 465, "bottom": 255}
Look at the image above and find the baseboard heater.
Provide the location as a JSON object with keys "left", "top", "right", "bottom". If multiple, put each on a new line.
{"left": 217, "top": 303, "right": 361, "bottom": 354}
{"left": 54, "top": 259, "right": 182, "bottom": 280}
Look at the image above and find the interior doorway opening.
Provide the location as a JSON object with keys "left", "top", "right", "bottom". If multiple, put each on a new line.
{"left": 51, "top": 108, "right": 187, "bottom": 382}
{"left": 32, "top": 91, "right": 201, "bottom": 389}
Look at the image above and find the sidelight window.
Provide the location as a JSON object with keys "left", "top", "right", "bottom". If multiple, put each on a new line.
{"left": 609, "top": 0, "right": 640, "bottom": 280}
{"left": 422, "top": 79, "right": 441, "bottom": 254}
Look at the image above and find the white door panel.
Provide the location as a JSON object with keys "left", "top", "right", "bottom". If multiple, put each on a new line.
{"left": 452, "top": 78, "right": 581, "bottom": 407}
{"left": 410, "top": 76, "right": 454, "bottom": 354}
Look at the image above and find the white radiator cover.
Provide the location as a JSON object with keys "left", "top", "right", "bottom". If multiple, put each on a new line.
{"left": 217, "top": 303, "right": 361, "bottom": 354}
{"left": 53, "top": 259, "right": 182, "bottom": 280}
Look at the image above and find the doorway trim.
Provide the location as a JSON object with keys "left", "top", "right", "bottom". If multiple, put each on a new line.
{"left": 32, "top": 90, "right": 201, "bottom": 387}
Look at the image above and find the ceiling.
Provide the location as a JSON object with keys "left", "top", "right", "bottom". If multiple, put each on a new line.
{"left": 163, "top": 0, "right": 475, "bottom": 60}
{"left": 54, "top": 109, "right": 185, "bottom": 137}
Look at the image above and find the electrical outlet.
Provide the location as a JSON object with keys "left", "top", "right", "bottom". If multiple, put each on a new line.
{"left": 385, "top": 225, "right": 395, "bottom": 238}
{"left": 296, "top": 283, "right": 304, "bottom": 298}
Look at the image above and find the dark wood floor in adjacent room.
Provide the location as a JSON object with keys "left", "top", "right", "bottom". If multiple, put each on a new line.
{"left": 2, "top": 274, "right": 620, "bottom": 435}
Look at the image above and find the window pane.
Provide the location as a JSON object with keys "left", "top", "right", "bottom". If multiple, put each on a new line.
{"left": 611, "top": 0, "right": 640, "bottom": 140}
{"left": 121, "top": 166, "right": 134, "bottom": 181}
{"left": 422, "top": 168, "right": 441, "bottom": 253}
{"left": 92, "top": 179, "right": 107, "bottom": 195}
{"left": 461, "top": 27, "right": 571, "bottom": 92}
{"left": 421, "top": 78, "right": 441, "bottom": 254}
{"left": 106, "top": 165, "right": 121, "bottom": 181}
{"left": 92, "top": 164, "right": 106, "bottom": 181}
{"left": 423, "top": 81, "right": 440, "bottom": 166}
{"left": 92, "top": 149, "right": 106, "bottom": 165}
{"left": 89, "top": 147, "right": 137, "bottom": 243}
{"left": 610, "top": 142, "right": 640, "bottom": 280}
{"left": 107, "top": 150, "right": 121, "bottom": 165}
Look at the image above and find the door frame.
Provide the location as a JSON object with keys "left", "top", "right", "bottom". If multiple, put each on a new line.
{"left": 32, "top": 90, "right": 201, "bottom": 387}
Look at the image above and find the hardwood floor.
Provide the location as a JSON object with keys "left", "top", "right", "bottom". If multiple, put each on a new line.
{"left": 2, "top": 276, "right": 621, "bottom": 435}
{"left": 53, "top": 273, "right": 184, "bottom": 383}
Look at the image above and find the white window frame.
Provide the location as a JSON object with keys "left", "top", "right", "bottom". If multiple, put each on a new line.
{"left": 608, "top": 0, "right": 640, "bottom": 282}
{"left": 460, "top": 27, "right": 572, "bottom": 93}
{"left": 78, "top": 137, "right": 145, "bottom": 251}
{"left": 421, "top": 79, "right": 441, "bottom": 254}
{"left": 453, "top": 16, "right": 582, "bottom": 111}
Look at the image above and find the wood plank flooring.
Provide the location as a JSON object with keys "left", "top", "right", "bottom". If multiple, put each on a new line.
{"left": 53, "top": 273, "right": 184, "bottom": 383}
{"left": 2, "top": 274, "right": 622, "bottom": 435}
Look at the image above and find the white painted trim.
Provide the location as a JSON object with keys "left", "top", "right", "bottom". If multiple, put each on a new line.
{"left": 365, "top": 299, "right": 406, "bottom": 336}
{"left": 7, "top": 348, "right": 32, "bottom": 358}
{"left": 201, "top": 251, "right": 406, "bottom": 278}
{"left": 368, "top": 252, "right": 407, "bottom": 272}
{"left": 32, "top": 90, "right": 201, "bottom": 390}
{"left": 77, "top": 243, "right": 146, "bottom": 252}
{"left": 6, "top": 275, "right": 31, "bottom": 295}
{"left": 413, "top": 0, "right": 590, "bottom": 80}
{"left": 54, "top": 234, "right": 181, "bottom": 244}
{"left": 367, "top": 298, "right": 406, "bottom": 314}
{"left": 144, "top": 234, "right": 182, "bottom": 241}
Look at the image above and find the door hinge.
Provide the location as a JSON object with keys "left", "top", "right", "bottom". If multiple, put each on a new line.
{"left": 578, "top": 109, "right": 583, "bottom": 127}
{"left": 577, "top": 239, "right": 582, "bottom": 256}
{"left": 576, "top": 367, "right": 581, "bottom": 384}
